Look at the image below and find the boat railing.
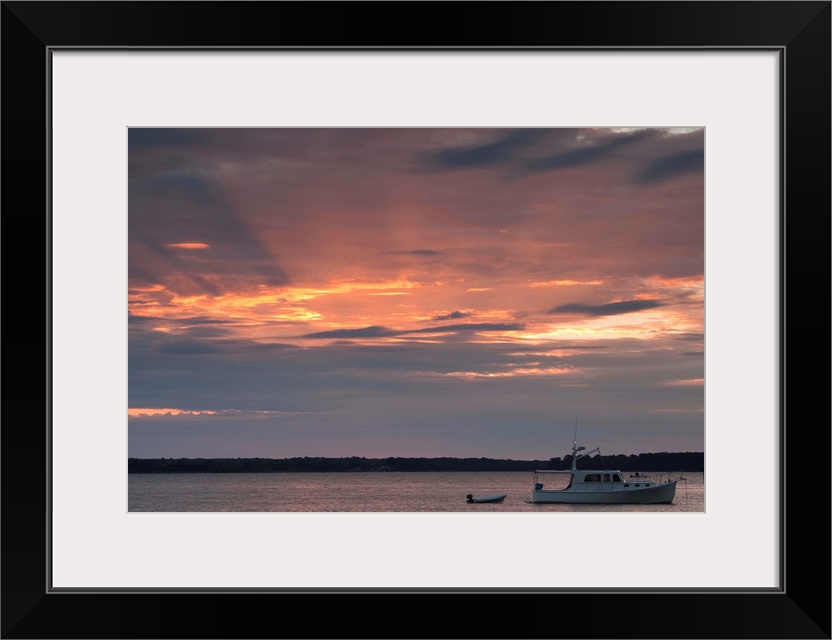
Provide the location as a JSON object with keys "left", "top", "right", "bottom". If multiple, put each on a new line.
{"left": 629, "top": 470, "right": 687, "bottom": 484}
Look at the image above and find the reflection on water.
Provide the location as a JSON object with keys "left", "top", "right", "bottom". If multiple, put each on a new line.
{"left": 129, "top": 471, "right": 704, "bottom": 513}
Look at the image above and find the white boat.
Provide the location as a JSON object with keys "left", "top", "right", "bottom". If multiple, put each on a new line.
{"left": 528, "top": 437, "right": 680, "bottom": 505}
{"left": 466, "top": 493, "right": 507, "bottom": 503}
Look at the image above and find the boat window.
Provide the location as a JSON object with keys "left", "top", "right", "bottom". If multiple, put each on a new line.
{"left": 584, "top": 474, "right": 601, "bottom": 482}
{"left": 612, "top": 474, "right": 622, "bottom": 482}
{"left": 603, "top": 474, "right": 611, "bottom": 482}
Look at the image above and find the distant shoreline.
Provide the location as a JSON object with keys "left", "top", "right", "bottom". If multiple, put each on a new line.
{"left": 128, "top": 452, "right": 704, "bottom": 474}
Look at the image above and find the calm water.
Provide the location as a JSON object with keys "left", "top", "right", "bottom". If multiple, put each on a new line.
{"left": 129, "top": 471, "right": 704, "bottom": 512}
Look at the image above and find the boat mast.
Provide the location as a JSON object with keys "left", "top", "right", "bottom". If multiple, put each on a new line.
{"left": 571, "top": 415, "right": 584, "bottom": 471}
{"left": 570, "top": 415, "right": 598, "bottom": 470}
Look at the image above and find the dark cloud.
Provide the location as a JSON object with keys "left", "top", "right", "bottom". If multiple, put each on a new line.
{"left": 538, "top": 344, "right": 609, "bottom": 351}
{"left": 154, "top": 339, "right": 223, "bottom": 355}
{"left": 128, "top": 128, "right": 206, "bottom": 150}
{"left": 675, "top": 332, "right": 704, "bottom": 343}
{"left": 520, "top": 130, "right": 655, "bottom": 175}
{"left": 141, "top": 173, "right": 228, "bottom": 207}
{"left": 178, "top": 326, "right": 234, "bottom": 339}
{"left": 148, "top": 335, "right": 296, "bottom": 355}
{"left": 237, "top": 341, "right": 298, "bottom": 352}
{"left": 421, "top": 129, "right": 541, "bottom": 169}
{"left": 128, "top": 314, "right": 239, "bottom": 330}
{"left": 421, "top": 128, "right": 672, "bottom": 180}
{"left": 412, "top": 322, "right": 525, "bottom": 334}
{"left": 175, "top": 316, "right": 239, "bottom": 326}
{"left": 303, "top": 322, "right": 525, "bottom": 339}
{"left": 304, "top": 326, "right": 396, "bottom": 339}
{"left": 634, "top": 149, "right": 704, "bottom": 184}
{"left": 381, "top": 250, "right": 443, "bottom": 256}
{"left": 549, "top": 300, "right": 664, "bottom": 316}
{"left": 431, "top": 310, "right": 470, "bottom": 321}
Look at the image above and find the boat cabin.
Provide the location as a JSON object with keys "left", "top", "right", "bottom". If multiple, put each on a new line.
{"left": 533, "top": 469, "right": 657, "bottom": 491}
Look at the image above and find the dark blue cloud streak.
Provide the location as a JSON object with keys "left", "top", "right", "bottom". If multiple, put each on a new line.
{"left": 520, "top": 130, "right": 655, "bottom": 175}
{"left": 549, "top": 300, "right": 664, "bottom": 316}
{"left": 421, "top": 129, "right": 541, "bottom": 169}
{"left": 128, "top": 128, "right": 207, "bottom": 149}
{"left": 303, "top": 323, "right": 525, "bottom": 339}
{"left": 634, "top": 149, "right": 705, "bottom": 184}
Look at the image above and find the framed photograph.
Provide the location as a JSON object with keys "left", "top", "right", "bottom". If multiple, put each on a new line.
{"left": 4, "top": 2, "right": 829, "bottom": 638}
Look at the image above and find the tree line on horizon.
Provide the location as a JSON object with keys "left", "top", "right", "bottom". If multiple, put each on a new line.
{"left": 127, "top": 451, "right": 704, "bottom": 474}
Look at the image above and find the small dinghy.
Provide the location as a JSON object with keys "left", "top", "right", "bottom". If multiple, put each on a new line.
{"left": 466, "top": 493, "right": 507, "bottom": 504}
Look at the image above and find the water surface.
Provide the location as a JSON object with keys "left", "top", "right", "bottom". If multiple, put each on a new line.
{"left": 129, "top": 471, "right": 704, "bottom": 512}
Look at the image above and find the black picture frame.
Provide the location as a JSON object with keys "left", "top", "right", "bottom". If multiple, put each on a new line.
{"left": 3, "top": 2, "right": 829, "bottom": 638}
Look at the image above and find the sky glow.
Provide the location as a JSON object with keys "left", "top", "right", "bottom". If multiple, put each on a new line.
{"left": 128, "top": 127, "right": 704, "bottom": 459}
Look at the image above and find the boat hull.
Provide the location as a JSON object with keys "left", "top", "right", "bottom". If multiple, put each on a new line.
{"left": 467, "top": 494, "right": 507, "bottom": 503}
{"left": 530, "top": 481, "right": 677, "bottom": 504}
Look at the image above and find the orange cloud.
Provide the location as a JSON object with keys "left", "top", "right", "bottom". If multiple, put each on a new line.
{"left": 129, "top": 407, "right": 298, "bottom": 417}
{"left": 442, "top": 366, "right": 574, "bottom": 379}
{"left": 128, "top": 407, "right": 218, "bottom": 417}
{"left": 529, "top": 279, "right": 604, "bottom": 287}
{"left": 662, "top": 378, "right": 705, "bottom": 386}
{"left": 167, "top": 243, "right": 210, "bottom": 249}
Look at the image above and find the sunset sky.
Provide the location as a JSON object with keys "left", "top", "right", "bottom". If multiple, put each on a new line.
{"left": 128, "top": 127, "right": 704, "bottom": 459}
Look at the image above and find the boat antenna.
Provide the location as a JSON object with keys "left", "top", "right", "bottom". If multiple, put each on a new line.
{"left": 571, "top": 415, "right": 581, "bottom": 471}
